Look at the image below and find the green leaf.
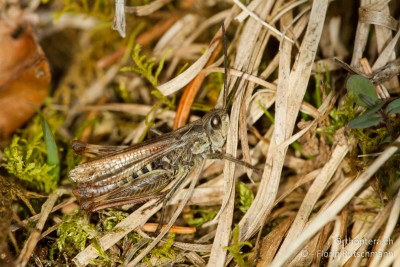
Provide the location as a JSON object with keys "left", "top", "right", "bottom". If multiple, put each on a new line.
{"left": 39, "top": 114, "right": 60, "bottom": 180}
{"left": 348, "top": 101, "right": 385, "bottom": 128}
{"left": 346, "top": 75, "right": 377, "bottom": 107}
{"left": 348, "top": 112, "right": 382, "bottom": 129}
{"left": 358, "top": 94, "right": 378, "bottom": 107}
{"left": 386, "top": 98, "right": 400, "bottom": 115}
{"left": 258, "top": 101, "right": 275, "bottom": 124}
{"left": 348, "top": 100, "right": 385, "bottom": 128}
{"left": 365, "top": 102, "right": 385, "bottom": 114}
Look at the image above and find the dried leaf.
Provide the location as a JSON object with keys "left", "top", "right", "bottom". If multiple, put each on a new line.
{"left": 0, "top": 22, "right": 50, "bottom": 138}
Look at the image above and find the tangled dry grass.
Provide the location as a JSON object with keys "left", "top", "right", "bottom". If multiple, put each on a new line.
{"left": 1, "top": 0, "right": 400, "bottom": 266}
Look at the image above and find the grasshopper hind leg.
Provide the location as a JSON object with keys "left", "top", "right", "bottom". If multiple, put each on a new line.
{"left": 158, "top": 170, "right": 190, "bottom": 233}
{"left": 141, "top": 169, "right": 190, "bottom": 233}
{"left": 78, "top": 170, "right": 174, "bottom": 212}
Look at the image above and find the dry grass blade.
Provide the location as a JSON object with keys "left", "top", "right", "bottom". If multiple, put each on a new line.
{"left": 280, "top": 92, "right": 335, "bottom": 148}
{"left": 157, "top": 35, "right": 220, "bottom": 96}
{"left": 269, "top": 137, "right": 400, "bottom": 267}
{"left": 256, "top": 217, "right": 294, "bottom": 266}
{"left": 168, "top": 186, "right": 224, "bottom": 206}
{"left": 172, "top": 242, "right": 212, "bottom": 253}
{"left": 10, "top": 197, "right": 76, "bottom": 232}
{"left": 379, "top": 236, "right": 400, "bottom": 267}
{"left": 232, "top": 0, "right": 294, "bottom": 43}
{"left": 204, "top": 67, "right": 277, "bottom": 90}
{"left": 125, "top": 0, "right": 172, "bottom": 16}
{"left": 339, "top": 201, "right": 391, "bottom": 266}
{"left": 173, "top": 41, "right": 222, "bottom": 129}
{"left": 369, "top": 189, "right": 400, "bottom": 267}
{"left": 327, "top": 217, "right": 343, "bottom": 266}
{"left": 5, "top": 0, "right": 400, "bottom": 266}
{"left": 274, "top": 141, "right": 349, "bottom": 262}
{"left": 185, "top": 251, "right": 206, "bottom": 266}
{"left": 209, "top": 2, "right": 274, "bottom": 263}
{"left": 359, "top": 6, "right": 398, "bottom": 31}
{"left": 351, "top": 1, "right": 370, "bottom": 67}
{"left": 208, "top": 77, "right": 246, "bottom": 266}
{"left": 238, "top": 0, "right": 329, "bottom": 243}
{"left": 372, "top": 29, "right": 400, "bottom": 70}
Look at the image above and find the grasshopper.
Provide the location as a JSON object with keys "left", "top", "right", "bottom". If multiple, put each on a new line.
{"left": 69, "top": 24, "right": 254, "bottom": 213}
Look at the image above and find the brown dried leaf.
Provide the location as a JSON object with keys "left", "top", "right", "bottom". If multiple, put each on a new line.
{"left": 0, "top": 21, "right": 50, "bottom": 138}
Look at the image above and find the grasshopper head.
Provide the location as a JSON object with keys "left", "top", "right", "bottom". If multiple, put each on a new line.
{"left": 203, "top": 109, "right": 229, "bottom": 152}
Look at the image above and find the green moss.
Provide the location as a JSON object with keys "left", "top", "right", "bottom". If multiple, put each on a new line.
{"left": 56, "top": 0, "right": 114, "bottom": 20}
{"left": 98, "top": 210, "right": 129, "bottom": 232}
{"left": 143, "top": 234, "right": 178, "bottom": 265}
{"left": 4, "top": 130, "right": 56, "bottom": 193}
{"left": 185, "top": 208, "right": 218, "bottom": 227}
{"left": 56, "top": 211, "right": 97, "bottom": 256}
{"left": 225, "top": 224, "right": 253, "bottom": 267}
{"left": 121, "top": 44, "right": 171, "bottom": 87}
{"left": 236, "top": 182, "right": 254, "bottom": 214}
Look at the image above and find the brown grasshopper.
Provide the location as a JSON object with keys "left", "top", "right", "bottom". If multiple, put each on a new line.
{"left": 69, "top": 24, "right": 256, "bottom": 213}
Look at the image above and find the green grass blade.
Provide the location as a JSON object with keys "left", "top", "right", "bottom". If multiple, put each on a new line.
{"left": 39, "top": 114, "right": 60, "bottom": 180}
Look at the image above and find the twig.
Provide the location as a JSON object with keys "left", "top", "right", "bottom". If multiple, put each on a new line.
{"left": 16, "top": 191, "right": 61, "bottom": 267}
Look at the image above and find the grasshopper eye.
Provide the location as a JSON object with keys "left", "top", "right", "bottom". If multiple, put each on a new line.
{"left": 210, "top": 115, "right": 222, "bottom": 130}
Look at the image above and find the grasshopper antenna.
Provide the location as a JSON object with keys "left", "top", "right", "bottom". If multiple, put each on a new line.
{"left": 221, "top": 23, "right": 246, "bottom": 111}
{"left": 222, "top": 23, "right": 229, "bottom": 110}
